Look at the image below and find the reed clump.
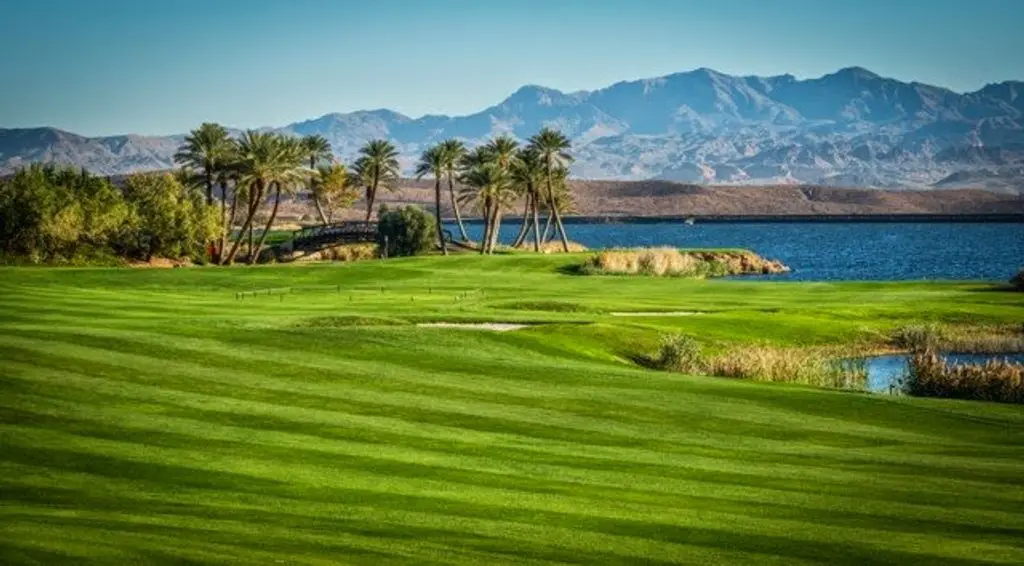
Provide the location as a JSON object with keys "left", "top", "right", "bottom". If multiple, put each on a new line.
{"left": 906, "top": 350, "right": 1024, "bottom": 404}
{"left": 650, "top": 336, "right": 866, "bottom": 390}
{"left": 582, "top": 248, "right": 789, "bottom": 277}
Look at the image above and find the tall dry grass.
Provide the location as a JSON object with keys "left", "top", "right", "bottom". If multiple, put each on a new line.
{"left": 705, "top": 347, "right": 867, "bottom": 390}
{"left": 582, "top": 248, "right": 788, "bottom": 277}
{"left": 906, "top": 350, "right": 1024, "bottom": 404}
{"left": 891, "top": 324, "right": 1024, "bottom": 354}
{"left": 650, "top": 335, "right": 866, "bottom": 390}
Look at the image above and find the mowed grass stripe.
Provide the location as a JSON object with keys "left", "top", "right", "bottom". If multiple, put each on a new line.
{"left": 8, "top": 334, "right": 1023, "bottom": 499}
{"left": 3, "top": 261, "right": 1024, "bottom": 564}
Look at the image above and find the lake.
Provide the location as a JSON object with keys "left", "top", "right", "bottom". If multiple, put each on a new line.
{"left": 448, "top": 221, "right": 1024, "bottom": 281}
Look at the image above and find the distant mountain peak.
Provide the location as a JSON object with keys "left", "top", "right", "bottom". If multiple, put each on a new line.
{"left": 3, "top": 66, "right": 1023, "bottom": 192}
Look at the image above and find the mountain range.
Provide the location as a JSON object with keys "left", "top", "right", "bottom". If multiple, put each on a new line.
{"left": 3, "top": 67, "right": 1023, "bottom": 192}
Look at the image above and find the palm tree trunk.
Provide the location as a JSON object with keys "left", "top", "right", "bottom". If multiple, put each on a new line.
{"left": 225, "top": 181, "right": 263, "bottom": 265}
{"left": 541, "top": 210, "right": 554, "bottom": 243}
{"left": 219, "top": 186, "right": 238, "bottom": 265}
{"left": 532, "top": 194, "right": 542, "bottom": 252}
{"left": 250, "top": 182, "right": 282, "bottom": 265}
{"left": 479, "top": 199, "right": 491, "bottom": 255}
{"left": 512, "top": 193, "right": 531, "bottom": 248}
{"left": 448, "top": 174, "right": 469, "bottom": 241}
{"left": 216, "top": 179, "right": 229, "bottom": 263}
{"left": 434, "top": 177, "right": 448, "bottom": 255}
{"left": 313, "top": 198, "right": 329, "bottom": 225}
{"left": 205, "top": 169, "right": 214, "bottom": 206}
{"left": 546, "top": 166, "right": 570, "bottom": 252}
{"left": 489, "top": 208, "right": 502, "bottom": 255}
{"left": 364, "top": 172, "right": 378, "bottom": 227}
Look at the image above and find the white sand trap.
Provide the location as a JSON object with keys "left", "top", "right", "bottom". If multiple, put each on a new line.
{"left": 609, "top": 311, "right": 702, "bottom": 317}
{"left": 417, "top": 322, "right": 532, "bottom": 332}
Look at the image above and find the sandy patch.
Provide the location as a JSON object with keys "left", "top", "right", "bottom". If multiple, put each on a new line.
{"left": 609, "top": 311, "right": 702, "bottom": 317}
{"left": 417, "top": 322, "right": 532, "bottom": 332}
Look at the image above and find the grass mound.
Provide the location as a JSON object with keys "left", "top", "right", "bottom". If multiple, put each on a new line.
{"left": 581, "top": 247, "right": 789, "bottom": 277}
{"left": 295, "top": 315, "right": 409, "bottom": 328}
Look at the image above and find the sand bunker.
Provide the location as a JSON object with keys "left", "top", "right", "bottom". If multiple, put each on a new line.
{"left": 417, "top": 322, "right": 532, "bottom": 332}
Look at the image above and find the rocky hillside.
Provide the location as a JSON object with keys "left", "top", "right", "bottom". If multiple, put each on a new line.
{"left": 2, "top": 67, "right": 1023, "bottom": 191}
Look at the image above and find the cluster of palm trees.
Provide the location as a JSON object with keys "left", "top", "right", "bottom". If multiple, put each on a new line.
{"left": 415, "top": 127, "right": 574, "bottom": 254}
{"left": 175, "top": 124, "right": 359, "bottom": 265}
{"left": 174, "top": 122, "right": 574, "bottom": 264}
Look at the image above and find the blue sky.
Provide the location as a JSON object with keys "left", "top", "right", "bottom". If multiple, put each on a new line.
{"left": 2, "top": 0, "right": 1022, "bottom": 136}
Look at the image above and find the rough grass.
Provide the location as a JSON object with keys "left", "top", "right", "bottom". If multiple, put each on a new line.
{"left": 2, "top": 255, "right": 1024, "bottom": 564}
{"left": 581, "top": 247, "right": 788, "bottom": 277}
{"left": 892, "top": 323, "right": 1024, "bottom": 354}
{"left": 907, "top": 350, "right": 1024, "bottom": 404}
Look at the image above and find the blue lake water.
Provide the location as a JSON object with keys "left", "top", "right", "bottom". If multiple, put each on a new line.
{"left": 863, "top": 353, "right": 1024, "bottom": 392}
{"left": 448, "top": 221, "right": 1024, "bottom": 281}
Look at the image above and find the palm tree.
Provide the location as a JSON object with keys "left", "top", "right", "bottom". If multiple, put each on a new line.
{"left": 459, "top": 162, "right": 514, "bottom": 254}
{"left": 311, "top": 163, "right": 354, "bottom": 225}
{"left": 528, "top": 128, "right": 574, "bottom": 252}
{"left": 353, "top": 139, "right": 400, "bottom": 225}
{"left": 301, "top": 135, "right": 334, "bottom": 225}
{"left": 485, "top": 135, "right": 519, "bottom": 171}
{"left": 174, "top": 123, "right": 233, "bottom": 262}
{"left": 224, "top": 131, "right": 305, "bottom": 265}
{"left": 414, "top": 144, "right": 449, "bottom": 255}
{"left": 511, "top": 147, "right": 545, "bottom": 251}
{"left": 440, "top": 139, "right": 468, "bottom": 241}
{"left": 174, "top": 122, "right": 232, "bottom": 206}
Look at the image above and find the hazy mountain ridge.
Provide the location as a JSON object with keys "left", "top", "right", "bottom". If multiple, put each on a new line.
{"left": 2, "top": 67, "right": 1023, "bottom": 191}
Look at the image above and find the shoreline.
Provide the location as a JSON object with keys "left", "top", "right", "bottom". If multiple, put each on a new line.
{"left": 449, "top": 213, "right": 1024, "bottom": 224}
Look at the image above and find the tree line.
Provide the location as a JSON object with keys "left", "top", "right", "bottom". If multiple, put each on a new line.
{"left": 174, "top": 123, "right": 576, "bottom": 260}
{"left": 0, "top": 124, "right": 576, "bottom": 264}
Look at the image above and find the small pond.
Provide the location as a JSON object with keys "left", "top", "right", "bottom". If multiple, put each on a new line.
{"left": 862, "top": 353, "right": 1024, "bottom": 393}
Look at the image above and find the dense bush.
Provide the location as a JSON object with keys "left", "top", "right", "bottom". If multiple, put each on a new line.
{"left": 1012, "top": 268, "right": 1024, "bottom": 291}
{"left": 655, "top": 334, "right": 703, "bottom": 372}
{"left": 376, "top": 205, "right": 436, "bottom": 258}
{"left": 0, "top": 165, "right": 217, "bottom": 264}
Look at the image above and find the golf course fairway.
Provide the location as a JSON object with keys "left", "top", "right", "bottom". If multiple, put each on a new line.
{"left": 2, "top": 254, "right": 1023, "bottom": 565}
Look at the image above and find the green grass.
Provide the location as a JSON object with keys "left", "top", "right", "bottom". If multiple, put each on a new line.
{"left": 2, "top": 254, "right": 1024, "bottom": 564}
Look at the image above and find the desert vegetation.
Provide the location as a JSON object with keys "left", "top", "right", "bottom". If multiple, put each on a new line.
{"left": 581, "top": 247, "right": 790, "bottom": 277}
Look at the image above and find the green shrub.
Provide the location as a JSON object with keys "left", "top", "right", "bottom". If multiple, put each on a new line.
{"left": 655, "top": 334, "right": 704, "bottom": 373}
{"left": 377, "top": 205, "right": 437, "bottom": 258}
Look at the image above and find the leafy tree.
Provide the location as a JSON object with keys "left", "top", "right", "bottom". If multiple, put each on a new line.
{"left": 377, "top": 204, "right": 436, "bottom": 258}
{"left": 528, "top": 128, "right": 574, "bottom": 252}
{"left": 0, "top": 165, "right": 128, "bottom": 263}
{"left": 301, "top": 135, "right": 334, "bottom": 224}
{"left": 414, "top": 144, "right": 449, "bottom": 255}
{"left": 121, "top": 172, "right": 218, "bottom": 261}
{"left": 353, "top": 139, "right": 400, "bottom": 225}
{"left": 311, "top": 163, "right": 357, "bottom": 224}
{"left": 440, "top": 139, "right": 469, "bottom": 241}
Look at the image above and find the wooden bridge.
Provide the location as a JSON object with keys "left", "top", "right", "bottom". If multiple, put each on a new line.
{"left": 290, "top": 221, "right": 454, "bottom": 250}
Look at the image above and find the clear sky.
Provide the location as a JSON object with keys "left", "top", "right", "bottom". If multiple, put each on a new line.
{"left": 2, "top": 0, "right": 1022, "bottom": 136}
